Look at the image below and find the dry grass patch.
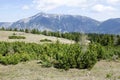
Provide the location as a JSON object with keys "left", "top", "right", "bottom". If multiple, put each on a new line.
{"left": 0, "top": 60, "right": 120, "bottom": 80}
{"left": 0, "top": 31, "right": 74, "bottom": 44}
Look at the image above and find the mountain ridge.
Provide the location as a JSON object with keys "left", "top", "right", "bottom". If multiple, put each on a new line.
{"left": 10, "top": 12, "right": 100, "bottom": 33}
{"left": 0, "top": 22, "right": 12, "bottom": 28}
{"left": 0, "top": 13, "right": 120, "bottom": 34}
{"left": 98, "top": 18, "right": 120, "bottom": 34}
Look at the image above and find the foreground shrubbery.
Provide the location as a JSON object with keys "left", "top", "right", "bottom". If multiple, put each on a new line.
{"left": 0, "top": 42, "right": 120, "bottom": 70}
{"left": 0, "top": 53, "right": 36, "bottom": 65}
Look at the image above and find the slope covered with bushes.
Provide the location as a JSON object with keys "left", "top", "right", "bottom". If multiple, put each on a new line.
{"left": 0, "top": 42, "right": 120, "bottom": 70}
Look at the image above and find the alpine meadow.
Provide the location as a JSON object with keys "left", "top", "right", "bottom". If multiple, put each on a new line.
{"left": 0, "top": 0, "right": 120, "bottom": 80}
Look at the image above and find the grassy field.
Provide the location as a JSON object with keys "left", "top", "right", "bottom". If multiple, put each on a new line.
{"left": 0, "top": 31, "right": 74, "bottom": 44}
{"left": 0, "top": 60, "right": 120, "bottom": 80}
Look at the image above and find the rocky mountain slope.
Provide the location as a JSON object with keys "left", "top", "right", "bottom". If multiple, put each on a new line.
{"left": 10, "top": 13, "right": 100, "bottom": 33}
{"left": 0, "top": 13, "right": 120, "bottom": 34}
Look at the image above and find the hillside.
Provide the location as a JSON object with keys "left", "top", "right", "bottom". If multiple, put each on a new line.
{"left": 0, "top": 31, "right": 74, "bottom": 44}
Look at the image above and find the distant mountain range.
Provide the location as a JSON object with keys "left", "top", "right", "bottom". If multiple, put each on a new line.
{"left": 98, "top": 18, "right": 120, "bottom": 34}
{"left": 0, "top": 22, "right": 12, "bottom": 28}
{"left": 0, "top": 13, "right": 120, "bottom": 34}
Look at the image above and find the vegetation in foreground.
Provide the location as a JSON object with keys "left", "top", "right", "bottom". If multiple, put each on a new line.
{"left": 0, "top": 41, "right": 120, "bottom": 70}
{"left": 0, "top": 28, "right": 120, "bottom": 70}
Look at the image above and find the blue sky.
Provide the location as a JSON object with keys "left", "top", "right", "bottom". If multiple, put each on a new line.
{"left": 0, "top": 0, "right": 120, "bottom": 22}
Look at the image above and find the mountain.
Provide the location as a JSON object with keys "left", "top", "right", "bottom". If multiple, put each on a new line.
{"left": 1, "top": 13, "right": 120, "bottom": 34}
{"left": 0, "top": 22, "right": 12, "bottom": 28}
{"left": 10, "top": 13, "right": 100, "bottom": 33}
{"left": 98, "top": 18, "right": 120, "bottom": 34}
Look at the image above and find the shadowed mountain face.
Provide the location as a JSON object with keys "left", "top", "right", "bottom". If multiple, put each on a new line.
{"left": 98, "top": 18, "right": 120, "bottom": 34}
{"left": 10, "top": 13, "right": 100, "bottom": 33}
{"left": 0, "top": 22, "right": 12, "bottom": 28}
{"left": 0, "top": 13, "right": 120, "bottom": 34}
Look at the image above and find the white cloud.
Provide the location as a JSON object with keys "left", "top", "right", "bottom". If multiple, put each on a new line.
{"left": 92, "top": 4, "right": 116, "bottom": 12}
{"left": 22, "top": 0, "right": 119, "bottom": 21}
{"left": 107, "top": 0, "right": 120, "bottom": 5}
{"left": 22, "top": 5, "right": 30, "bottom": 10}
{"left": 32, "top": 0, "right": 95, "bottom": 11}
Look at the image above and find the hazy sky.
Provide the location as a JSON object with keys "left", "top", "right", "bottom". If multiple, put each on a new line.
{"left": 0, "top": 0, "right": 120, "bottom": 22}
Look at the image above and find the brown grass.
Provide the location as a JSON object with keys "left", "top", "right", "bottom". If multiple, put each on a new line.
{"left": 0, "top": 31, "right": 74, "bottom": 44}
{"left": 0, "top": 60, "right": 120, "bottom": 80}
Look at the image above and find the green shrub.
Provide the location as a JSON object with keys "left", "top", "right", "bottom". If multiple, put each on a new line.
{"left": 13, "top": 33, "right": 17, "bottom": 35}
{"left": 20, "top": 53, "right": 31, "bottom": 62}
{"left": 106, "top": 73, "right": 113, "bottom": 79}
{"left": 118, "top": 76, "right": 120, "bottom": 79}
{"left": 8, "top": 36, "right": 26, "bottom": 39}
{"left": 40, "top": 39, "right": 52, "bottom": 42}
{"left": 0, "top": 42, "right": 119, "bottom": 70}
{"left": 0, "top": 53, "right": 21, "bottom": 65}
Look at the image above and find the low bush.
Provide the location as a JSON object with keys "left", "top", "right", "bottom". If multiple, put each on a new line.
{"left": 8, "top": 36, "right": 26, "bottom": 39}
{"left": 106, "top": 73, "right": 113, "bottom": 79}
{"left": 40, "top": 39, "right": 52, "bottom": 42}
{"left": 0, "top": 53, "right": 36, "bottom": 65}
{"left": 0, "top": 53, "right": 20, "bottom": 65}
{"left": 0, "top": 42, "right": 119, "bottom": 70}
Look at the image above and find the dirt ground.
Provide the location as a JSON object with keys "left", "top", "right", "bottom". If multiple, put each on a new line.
{"left": 0, "top": 60, "right": 120, "bottom": 80}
